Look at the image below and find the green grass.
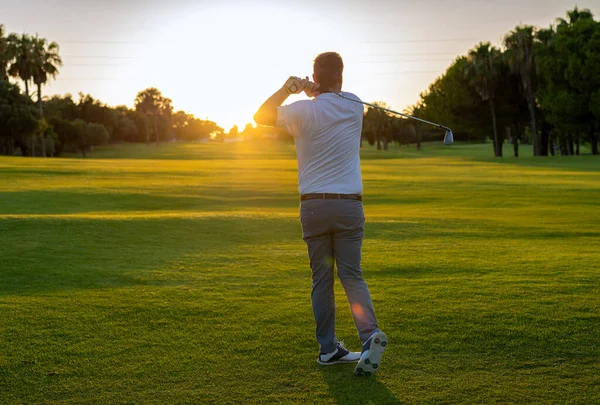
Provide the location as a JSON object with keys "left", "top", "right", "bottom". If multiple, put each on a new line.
{"left": 1, "top": 142, "right": 599, "bottom": 404}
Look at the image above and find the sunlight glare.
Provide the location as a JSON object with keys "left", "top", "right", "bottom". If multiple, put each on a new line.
{"left": 132, "top": 3, "right": 360, "bottom": 130}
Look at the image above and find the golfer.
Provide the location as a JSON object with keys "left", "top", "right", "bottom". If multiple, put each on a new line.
{"left": 254, "top": 52, "right": 387, "bottom": 376}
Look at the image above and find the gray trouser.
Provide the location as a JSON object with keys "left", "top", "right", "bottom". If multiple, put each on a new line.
{"left": 300, "top": 199, "right": 379, "bottom": 353}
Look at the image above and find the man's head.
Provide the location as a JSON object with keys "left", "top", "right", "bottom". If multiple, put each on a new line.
{"left": 313, "top": 52, "right": 344, "bottom": 92}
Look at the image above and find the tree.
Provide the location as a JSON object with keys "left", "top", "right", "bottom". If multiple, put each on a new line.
{"left": 241, "top": 123, "right": 257, "bottom": 140}
{"left": 362, "top": 102, "right": 392, "bottom": 150}
{"left": 134, "top": 88, "right": 163, "bottom": 145}
{"left": 48, "top": 116, "right": 77, "bottom": 156}
{"left": 43, "top": 94, "right": 77, "bottom": 156}
{"left": 41, "top": 120, "right": 57, "bottom": 157}
{"left": 535, "top": 26, "right": 561, "bottom": 155}
{"left": 559, "top": 9, "right": 600, "bottom": 155}
{"left": 556, "top": 7, "right": 594, "bottom": 27}
{"left": 504, "top": 25, "right": 539, "bottom": 155}
{"left": 158, "top": 96, "right": 173, "bottom": 144}
{"left": 7, "top": 33, "right": 35, "bottom": 97}
{"left": 464, "top": 42, "right": 503, "bottom": 157}
{"left": 172, "top": 110, "right": 189, "bottom": 140}
{"left": 0, "top": 81, "right": 39, "bottom": 155}
{"left": 115, "top": 117, "right": 138, "bottom": 142}
{"left": 31, "top": 35, "right": 62, "bottom": 116}
{"left": 44, "top": 94, "right": 78, "bottom": 121}
{"left": 228, "top": 125, "right": 239, "bottom": 139}
{"left": 0, "top": 25, "right": 11, "bottom": 81}
{"left": 77, "top": 94, "right": 114, "bottom": 126}
{"left": 135, "top": 87, "right": 173, "bottom": 146}
{"left": 30, "top": 35, "right": 62, "bottom": 157}
{"left": 71, "top": 119, "right": 109, "bottom": 157}
{"left": 111, "top": 106, "right": 139, "bottom": 143}
{"left": 492, "top": 52, "right": 531, "bottom": 158}
{"left": 414, "top": 57, "right": 489, "bottom": 143}
{"left": 185, "top": 118, "right": 223, "bottom": 141}
{"left": 536, "top": 8, "right": 599, "bottom": 155}
{"left": 86, "top": 122, "right": 110, "bottom": 149}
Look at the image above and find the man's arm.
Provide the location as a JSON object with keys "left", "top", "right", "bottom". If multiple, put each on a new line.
{"left": 254, "top": 77, "right": 320, "bottom": 126}
{"left": 253, "top": 86, "right": 290, "bottom": 127}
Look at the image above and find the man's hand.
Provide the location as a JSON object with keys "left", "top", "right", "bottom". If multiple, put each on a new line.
{"left": 303, "top": 77, "right": 321, "bottom": 98}
{"left": 283, "top": 76, "right": 321, "bottom": 98}
{"left": 255, "top": 75, "right": 321, "bottom": 126}
{"left": 283, "top": 76, "right": 306, "bottom": 95}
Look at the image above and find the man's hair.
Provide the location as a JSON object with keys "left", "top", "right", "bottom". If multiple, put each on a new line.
{"left": 313, "top": 52, "right": 344, "bottom": 91}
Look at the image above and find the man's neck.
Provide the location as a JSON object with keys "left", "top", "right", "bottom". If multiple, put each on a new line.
{"left": 319, "top": 87, "right": 342, "bottom": 94}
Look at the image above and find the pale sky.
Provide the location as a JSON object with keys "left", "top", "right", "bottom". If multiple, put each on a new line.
{"left": 2, "top": 0, "right": 599, "bottom": 131}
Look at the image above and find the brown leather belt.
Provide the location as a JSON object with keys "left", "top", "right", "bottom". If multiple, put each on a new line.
{"left": 300, "top": 193, "right": 362, "bottom": 201}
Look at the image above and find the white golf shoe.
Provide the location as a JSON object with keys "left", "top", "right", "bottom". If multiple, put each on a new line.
{"left": 317, "top": 342, "right": 361, "bottom": 365}
{"left": 354, "top": 331, "right": 388, "bottom": 376}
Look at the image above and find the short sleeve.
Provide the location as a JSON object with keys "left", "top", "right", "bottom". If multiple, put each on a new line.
{"left": 277, "top": 100, "right": 312, "bottom": 137}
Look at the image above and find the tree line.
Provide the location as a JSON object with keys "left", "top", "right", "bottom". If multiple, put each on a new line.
{"left": 0, "top": 26, "right": 224, "bottom": 157}
{"left": 410, "top": 7, "right": 600, "bottom": 157}
{"left": 2, "top": 8, "right": 599, "bottom": 158}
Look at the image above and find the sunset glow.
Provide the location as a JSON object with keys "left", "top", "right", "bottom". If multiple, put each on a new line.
{"left": 3, "top": 0, "right": 599, "bottom": 131}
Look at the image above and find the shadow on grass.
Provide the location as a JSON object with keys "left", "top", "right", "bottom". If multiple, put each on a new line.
{"left": 0, "top": 188, "right": 298, "bottom": 215}
{"left": 0, "top": 216, "right": 301, "bottom": 297}
{"left": 367, "top": 219, "right": 600, "bottom": 241}
{"left": 6, "top": 210, "right": 594, "bottom": 297}
{"left": 362, "top": 143, "right": 599, "bottom": 173}
{"left": 61, "top": 142, "right": 299, "bottom": 160}
{"left": 319, "top": 366, "right": 404, "bottom": 404}
{"left": 466, "top": 154, "right": 600, "bottom": 173}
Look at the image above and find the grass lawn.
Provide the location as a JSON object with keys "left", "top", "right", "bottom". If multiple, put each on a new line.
{"left": 1, "top": 141, "right": 599, "bottom": 404}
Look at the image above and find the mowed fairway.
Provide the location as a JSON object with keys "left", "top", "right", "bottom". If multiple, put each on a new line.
{"left": 1, "top": 142, "right": 599, "bottom": 404}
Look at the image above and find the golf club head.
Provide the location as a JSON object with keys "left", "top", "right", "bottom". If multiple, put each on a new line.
{"left": 444, "top": 129, "right": 454, "bottom": 145}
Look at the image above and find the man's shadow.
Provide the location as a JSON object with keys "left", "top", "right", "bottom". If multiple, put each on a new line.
{"left": 319, "top": 365, "right": 404, "bottom": 404}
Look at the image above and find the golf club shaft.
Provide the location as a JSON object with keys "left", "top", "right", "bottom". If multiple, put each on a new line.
{"left": 335, "top": 93, "right": 450, "bottom": 132}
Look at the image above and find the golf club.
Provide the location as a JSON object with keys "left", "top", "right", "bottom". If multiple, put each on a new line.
{"left": 335, "top": 93, "right": 454, "bottom": 145}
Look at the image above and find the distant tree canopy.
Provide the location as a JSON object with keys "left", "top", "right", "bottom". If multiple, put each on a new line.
{"left": 2, "top": 9, "right": 599, "bottom": 158}
{"left": 0, "top": 81, "right": 39, "bottom": 155}
{"left": 411, "top": 7, "right": 600, "bottom": 156}
{"left": 71, "top": 119, "right": 109, "bottom": 157}
{"left": 0, "top": 26, "right": 223, "bottom": 157}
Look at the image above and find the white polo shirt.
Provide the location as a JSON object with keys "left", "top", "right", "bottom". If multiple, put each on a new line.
{"left": 277, "top": 92, "right": 364, "bottom": 195}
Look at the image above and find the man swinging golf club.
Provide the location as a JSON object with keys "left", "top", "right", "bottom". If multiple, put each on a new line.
{"left": 254, "top": 52, "right": 388, "bottom": 376}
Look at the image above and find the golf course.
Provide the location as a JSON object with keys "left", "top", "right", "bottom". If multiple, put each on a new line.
{"left": 1, "top": 142, "right": 598, "bottom": 404}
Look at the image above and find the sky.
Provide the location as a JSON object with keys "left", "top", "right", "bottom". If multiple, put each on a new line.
{"left": 2, "top": 0, "right": 599, "bottom": 131}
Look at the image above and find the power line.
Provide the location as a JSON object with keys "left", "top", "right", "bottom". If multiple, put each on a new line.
{"left": 362, "top": 52, "right": 458, "bottom": 57}
{"left": 57, "top": 37, "right": 474, "bottom": 46}
{"left": 55, "top": 77, "right": 120, "bottom": 81}
{"left": 65, "top": 63, "right": 134, "bottom": 67}
{"left": 362, "top": 38, "right": 477, "bottom": 44}
{"left": 360, "top": 58, "right": 452, "bottom": 63}
{"left": 62, "top": 55, "right": 142, "bottom": 59}
{"left": 374, "top": 71, "right": 440, "bottom": 76}
{"left": 58, "top": 40, "right": 145, "bottom": 45}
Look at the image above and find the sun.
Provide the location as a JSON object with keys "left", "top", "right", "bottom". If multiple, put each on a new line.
{"left": 123, "top": 3, "right": 360, "bottom": 131}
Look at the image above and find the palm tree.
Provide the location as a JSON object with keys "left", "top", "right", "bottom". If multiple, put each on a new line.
{"left": 504, "top": 26, "right": 539, "bottom": 156}
{"left": 0, "top": 25, "right": 11, "bottom": 81}
{"left": 557, "top": 7, "right": 594, "bottom": 27}
{"left": 31, "top": 35, "right": 62, "bottom": 115}
{"left": 7, "top": 33, "right": 35, "bottom": 97}
{"left": 464, "top": 42, "right": 502, "bottom": 157}
{"left": 6, "top": 33, "right": 38, "bottom": 155}
{"left": 30, "top": 36, "right": 62, "bottom": 157}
